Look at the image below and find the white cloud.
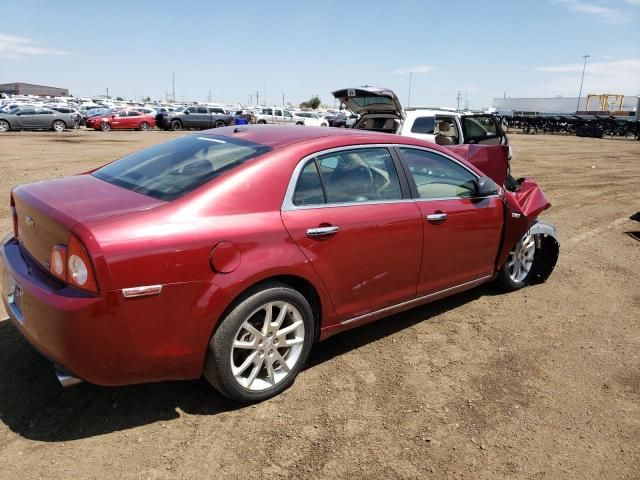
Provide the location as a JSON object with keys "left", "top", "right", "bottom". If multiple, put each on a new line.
{"left": 554, "top": 0, "right": 630, "bottom": 23}
{"left": 394, "top": 65, "right": 433, "bottom": 75}
{"left": 536, "top": 58, "right": 640, "bottom": 94}
{"left": 0, "top": 34, "right": 74, "bottom": 58}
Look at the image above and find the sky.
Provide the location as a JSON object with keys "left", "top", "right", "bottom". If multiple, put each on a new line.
{"left": 0, "top": 0, "right": 639, "bottom": 109}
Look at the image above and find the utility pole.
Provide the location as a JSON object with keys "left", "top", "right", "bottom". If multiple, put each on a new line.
{"left": 172, "top": 70, "right": 176, "bottom": 103}
{"left": 208, "top": 90, "right": 212, "bottom": 103}
{"left": 263, "top": 83, "right": 266, "bottom": 107}
{"left": 464, "top": 89, "right": 468, "bottom": 110}
{"left": 456, "top": 91, "right": 462, "bottom": 111}
{"left": 249, "top": 94, "right": 252, "bottom": 105}
{"left": 282, "top": 93, "right": 285, "bottom": 108}
{"left": 576, "top": 54, "right": 590, "bottom": 112}
{"left": 256, "top": 90, "right": 259, "bottom": 106}
{"left": 106, "top": 87, "right": 109, "bottom": 100}
{"left": 407, "top": 72, "right": 413, "bottom": 108}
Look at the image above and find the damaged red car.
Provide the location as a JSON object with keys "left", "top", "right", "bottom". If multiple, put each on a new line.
{"left": 0, "top": 125, "right": 558, "bottom": 403}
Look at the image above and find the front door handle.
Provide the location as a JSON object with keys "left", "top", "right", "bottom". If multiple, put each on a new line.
{"left": 426, "top": 213, "right": 448, "bottom": 222}
{"left": 306, "top": 226, "right": 339, "bottom": 237}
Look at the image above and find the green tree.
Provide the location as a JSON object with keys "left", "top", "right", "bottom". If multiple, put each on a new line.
{"left": 300, "top": 95, "right": 321, "bottom": 110}
{"left": 115, "top": 96, "right": 124, "bottom": 101}
{"left": 143, "top": 96, "right": 151, "bottom": 102}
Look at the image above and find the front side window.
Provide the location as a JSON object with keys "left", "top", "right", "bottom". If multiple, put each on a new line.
{"left": 275, "top": 110, "right": 283, "bottom": 116}
{"left": 93, "top": 135, "right": 272, "bottom": 201}
{"left": 399, "top": 148, "right": 477, "bottom": 199}
{"left": 115, "top": 111, "right": 128, "bottom": 117}
{"left": 197, "top": 107, "right": 209, "bottom": 114}
{"left": 128, "top": 111, "right": 141, "bottom": 117}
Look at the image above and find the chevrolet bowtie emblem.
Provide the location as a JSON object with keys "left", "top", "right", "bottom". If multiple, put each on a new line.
{"left": 25, "top": 216, "right": 35, "bottom": 229}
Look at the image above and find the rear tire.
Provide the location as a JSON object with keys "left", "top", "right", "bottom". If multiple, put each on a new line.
{"left": 0, "top": 120, "right": 9, "bottom": 133}
{"left": 171, "top": 120, "right": 182, "bottom": 131}
{"left": 139, "top": 122, "right": 150, "bottom": 131}
{"left": 100, "top": 122, "right": 111, "bottom": 132}
{"left": 52, "top": 120, "right": 65, "bottom": 132}
{"left": 203, "top": 283, "right": 315, "bottom": 403}
{"left": 214, "top": 120, "right": 226, "bottom": 128}
{"left": 257, "top": 120, "right": 267, "bottom": 124}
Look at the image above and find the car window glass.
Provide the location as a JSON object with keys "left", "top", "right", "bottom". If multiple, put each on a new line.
{"left": 399, "top": 148, "right": 477, "bottom": 199}
{"left": 128, "top": 111, "right": 141, "bottom": 117}
{"left": 18, "top": 108, "right": 36, "bottom": 115}
{"left": 116, "top": 111, "right": 127, "bottom": 117}
{"left": 462, "top": 115, "right": 498, "bottom": 142}
{"left": 275, "top": 110, "right": 283, "bottom": 116}
{"left": 186, "top": 107, "right": 197, "bottom": 114}
{"left": 284, "top": 111, "right": 292, "bottom": 117}
{"left": 94, "top": 135, "right": 272, "bottom": 201}
{"left": 197, "top": 107, "right": 209, "bottom": 114}
{"left": 410, "top": 116, "right": 435, "bottom": 134}
{"left": 263, "top": 108, "right": 273, "bottom": 115}
{"left": 293, "top": 161, "right": 325, "bottom": 206}
{"left": 317, "top": 148, "right": 402, "bottom": 204}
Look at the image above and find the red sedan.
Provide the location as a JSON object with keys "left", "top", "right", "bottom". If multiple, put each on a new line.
{"left": 0, "top": 126, "right": 558, "bottom": 403}
{"left": 85, "top": 110, "right": 155, "bottom": 131}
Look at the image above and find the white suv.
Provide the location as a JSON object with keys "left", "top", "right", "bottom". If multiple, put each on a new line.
{"left": 292, "top": 112, "right": 329, "bottom": 127}
{"left": 332, "top": 86, "right": 509, "bottom": 148}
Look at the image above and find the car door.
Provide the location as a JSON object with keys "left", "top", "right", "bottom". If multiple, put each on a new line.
{"left": 182, "top": 106, "right": 198, "bottom": 128}
{"left": 195, "top": 106, "right": 211, "bottom": 129}
{"left": 273, "top": 109, "right": 284, "bottom": 124}
{"left": 126, "top": 111, "right": 143, "bottom": 128}
{"left": 281, "top": 146, "right": 423, "bottom": 321}
{"left": 396, "top": 146, "right": 503, "bottom": 294}
{"left": 460, "top": 114, "right": 507, "bottom": 145}
{"left": 35, "top": 108, "right": 57, "bottom": 129}
{"left": 15, "top": 108, "right": 38, "bottom": 128}
{"left": 111, "top": 111, "right": 128, "bottom": 129}
{"left": 283, "top": 110, "right": 294, "bottom": 124}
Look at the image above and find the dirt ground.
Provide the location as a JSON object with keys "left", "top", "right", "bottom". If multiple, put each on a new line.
{"left": 0, "top": 130, "right": 638, "bottom": 480}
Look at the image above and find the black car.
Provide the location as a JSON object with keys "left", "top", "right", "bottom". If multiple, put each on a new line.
{"left": 157, "top": 106, "right": 234, "bottom": 131}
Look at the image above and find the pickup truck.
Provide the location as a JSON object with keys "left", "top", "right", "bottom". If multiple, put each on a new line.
{"left": 157, "top": 106, "right": 234, "bottom": 131}
{"left": 254, "top": 108, "right": 295, "bottom": 124}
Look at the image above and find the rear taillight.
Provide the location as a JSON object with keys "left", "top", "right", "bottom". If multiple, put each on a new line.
{"left": 67, "top": 235, "right": 98, "bottom": 293}
{"left": 10, "top": 193, "right": 18, "bottom": 239}
{"left": 50, "top": 244, "right": 68, "bottom": 281}
{"left": 48, "top": 235, "right": 98, "bottom": 293}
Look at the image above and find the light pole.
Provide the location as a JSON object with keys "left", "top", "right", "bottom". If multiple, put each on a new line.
{"left": 576, "top": 54, "right": 590, "bottom": 112}
{"left": 407, "top": 72, "right": 413, "bottom": 108}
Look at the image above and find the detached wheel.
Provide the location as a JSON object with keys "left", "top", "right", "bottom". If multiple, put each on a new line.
{"left": 214, "top": 120, "right": 226, "bottom": 128}
{"left": 204, "top": 283, "right": 314, "bottom": 403}
{"left": 171, "top": 120, "right": 182, "bottom": 131}
{"left": 0, "top": 120, "right": 9, "bottom": 132}
{"left": 139, "top": 121, "right": 150, "bottom": 131}
{"left": 496, "top": 232, "right": 536, "bottom": 290}
{"left": 100, "top": 122, "right": 111, "bottom": 132}
{"left": 52, "top": 120, "right": 65, "bottom": 132}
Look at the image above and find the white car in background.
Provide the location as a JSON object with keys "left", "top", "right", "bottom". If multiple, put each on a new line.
{"left": 292, "top": 111, "right": 329, "bottom": 126}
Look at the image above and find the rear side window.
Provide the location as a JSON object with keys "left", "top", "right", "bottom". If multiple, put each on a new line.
{"left": 292, "top": 148, "right": 402, "bottom": 206}
{"left": 93, "top": 135, "right": 272, "bottom": 201}
{"left": 410, "top": 116, "right": 435, "bottom": 134}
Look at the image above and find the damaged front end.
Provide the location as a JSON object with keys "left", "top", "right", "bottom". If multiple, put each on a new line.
{"left": 449, "top": 143, "right": 559, "bottom": 284}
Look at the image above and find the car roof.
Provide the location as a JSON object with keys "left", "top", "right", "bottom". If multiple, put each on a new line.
{"left": 198, "top": 124, "right": 460, "bottom": 156}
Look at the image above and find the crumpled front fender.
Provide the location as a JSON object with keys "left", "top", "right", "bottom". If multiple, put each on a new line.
{"left": 497, "top": 178, "right": 554, "bottom": 269}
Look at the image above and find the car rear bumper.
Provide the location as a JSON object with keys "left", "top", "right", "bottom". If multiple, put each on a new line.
{"left": 0, "top": 235, "right": 209, "bottom": 386}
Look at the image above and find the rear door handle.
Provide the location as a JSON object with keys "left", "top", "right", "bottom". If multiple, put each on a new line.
{"left": 426, "top": 213, "right": 448, "bottom": 222}
{"left": 306, "top": 226, "right": 339, "bottom": 237}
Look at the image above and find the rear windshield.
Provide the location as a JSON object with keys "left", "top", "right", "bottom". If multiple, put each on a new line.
{"left": 93, "top": 135, "right": 271, "bottom": 201}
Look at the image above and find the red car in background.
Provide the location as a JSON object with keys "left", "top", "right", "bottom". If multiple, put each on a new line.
{"left": 85, "top": 109, "right": 155, "bottom": 131}
{"left": 0, "top": 126, "right": 558, "bottom": 403}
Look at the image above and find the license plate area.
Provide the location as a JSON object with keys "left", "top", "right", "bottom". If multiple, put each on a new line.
{"left": 4, "top": 271, "right": 24, "bottom": 324}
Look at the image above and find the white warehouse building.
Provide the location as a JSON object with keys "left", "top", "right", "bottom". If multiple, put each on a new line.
{"left": 492, "top": 96, "right": 638, "bottom": 115}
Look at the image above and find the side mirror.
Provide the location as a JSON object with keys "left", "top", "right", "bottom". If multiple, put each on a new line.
{"left": 474, "top": 177, "right": 499, "bottom": 197}
{"left": 183, "top": 110, "right": 190, "bottom": 114}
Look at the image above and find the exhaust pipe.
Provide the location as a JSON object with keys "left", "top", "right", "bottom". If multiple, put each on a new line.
{"left": 55, "top": 368, "right": 83, "bottom": 388}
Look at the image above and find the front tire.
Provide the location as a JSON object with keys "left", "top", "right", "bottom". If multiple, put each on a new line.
{"left": 100, "top": 122, "right": 111, "bottom": 132}
{"left": 203, "top": 283, "right": 315, "bottom": 403}
{"left": 171, "top": 120, "right": 183, "bottom": 131}
{"left": 139, "top": 121, "right": 150, "bottom": 131}
{"left": 495, "top": 232, "right": 536, "bottom": 291}
{"left": 257, "top": 120, "right": 267, "bottom": 125}
{"left": 214, "top": 120, "right": 226, "bottom": 128}
{"left": 0, "top": 120, "right": 9, "bottom": 133}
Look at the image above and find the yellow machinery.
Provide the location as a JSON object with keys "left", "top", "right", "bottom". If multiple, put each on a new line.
{"left": 585, "top": 93, "right": 624, "bottom": 113}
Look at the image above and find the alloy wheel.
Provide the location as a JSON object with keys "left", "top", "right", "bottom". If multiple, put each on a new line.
{"left": 506, "top": 233, "right": 536, "bottom": 283}
{"left": 230, "top": 301, "right": 305, "bottom": 391}
{"left": 0, "top": 121, "right": 9, "bottom": 132}
{"left": 53, "top": 121, "right": 65, "bottom": 132}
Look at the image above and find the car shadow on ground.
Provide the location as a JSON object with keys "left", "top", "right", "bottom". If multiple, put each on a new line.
{"left": 0, "top": 285, "right": 497, "bottom": 442}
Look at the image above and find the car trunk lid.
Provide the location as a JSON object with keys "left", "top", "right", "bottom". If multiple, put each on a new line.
{"left": 332, "top": 87, "right": 405, "bottom": 119}
{"left": 12, "top": 174, "right": 164, "bottom": 270}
